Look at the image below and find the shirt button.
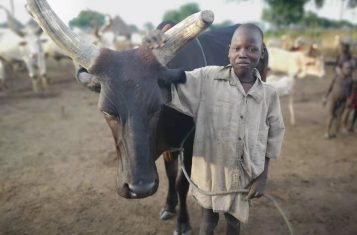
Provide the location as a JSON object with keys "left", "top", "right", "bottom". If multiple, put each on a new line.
{"left": 240, "top": 115, "right": 244, "bottom": 119}
{"left": 238, "top": 137, "right": 242, "bottom": 141}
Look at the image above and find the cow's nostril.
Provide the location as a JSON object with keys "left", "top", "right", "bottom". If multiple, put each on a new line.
{"left": 128, "top": 180, "right": 157, "bottom": 197}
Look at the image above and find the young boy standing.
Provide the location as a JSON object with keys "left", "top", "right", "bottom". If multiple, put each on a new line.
{"left": 169, "top": 24, "right": 285, "bottom": 235}
{"left": 323, "top": 60, "right": 354, "bottom": 138}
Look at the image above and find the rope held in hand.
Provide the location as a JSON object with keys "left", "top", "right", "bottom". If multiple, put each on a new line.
{"left": 169, "top": 128, "right": 294, "bottom": 235}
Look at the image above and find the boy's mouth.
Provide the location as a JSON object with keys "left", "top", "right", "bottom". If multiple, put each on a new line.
{"left": 236, "top": 62, "right": 250, "bottom": 68}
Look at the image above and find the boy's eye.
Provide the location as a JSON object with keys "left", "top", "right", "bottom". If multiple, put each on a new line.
{"left": 230, "top": 46, "right": 240, "bottom": 52}
{"left": 230, "top": 46, "right": 259, "bottom": 53}
{"left": 248, "top": 47, "right": 259, "bottom": 53}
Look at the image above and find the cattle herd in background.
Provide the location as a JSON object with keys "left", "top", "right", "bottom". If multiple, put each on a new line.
{"left": 0, "top": 4, "right": 356, "bottom": 135}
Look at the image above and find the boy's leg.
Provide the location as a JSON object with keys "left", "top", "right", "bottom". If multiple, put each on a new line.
{"left": 334, "top": 103, "right": 345, "bottom": 135}
{"left": 341, "top": 107, "right": 351, "bottom": 132}
{"left": 350, "top": 109, "right": 357, "bottom": 131}
{"left": 199, "top": 208, "right": 219, "bottom": 235}
{"left": 325, "top": 101, "right": 336, "bottom": 138}
{"left": 325, "top": 115, "right": 335, "bottom": 138}
{"left": 224, "top": 213, "right": 241, "bottom": 235}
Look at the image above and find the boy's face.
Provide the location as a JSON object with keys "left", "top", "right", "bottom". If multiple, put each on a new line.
{"left": 228, "top": 27, "right": 263, "bottom": 78}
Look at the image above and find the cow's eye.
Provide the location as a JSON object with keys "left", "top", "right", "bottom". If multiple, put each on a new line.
{"left": 102, "top": 111, "right": 117, "bottom": 119}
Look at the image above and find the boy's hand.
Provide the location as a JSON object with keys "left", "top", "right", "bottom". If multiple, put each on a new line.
{"left": 245, "top": 174, "right": 267, "bottom": 200}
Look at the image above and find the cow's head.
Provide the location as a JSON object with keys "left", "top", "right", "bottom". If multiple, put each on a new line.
{"left": 27, "top": 0, "right": 213, "bottom": 198}
{"left": 0, "top": 4, "right": 44, "bottom": 59}
{"left": 297, "top": 45, "right": 325, "bottom": 79}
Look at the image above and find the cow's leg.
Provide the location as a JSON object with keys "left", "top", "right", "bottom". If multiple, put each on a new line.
{"left": 174, "top": 134, "right": 193, "bottom": 235}
{"left": 38, "top": 55, "right": 48, "bottom": 91}
{"left": 24, "top": 58, "right": 39, "bottom": 93}
{"left": 198, "top": 208, "right": 219, "bottom": 235}
{"left": 161, "top": 151, "right": 178, "bottom": 220}
{"left": 224, "top": 213, "right": 241, "bottom": 235}
{"left": 31, "top": 75, "right": 39, "bottom": 93}
{"left": 0, "top": 60, "right": 5, "bottom": 90}
{"left": 288, "top": 95, "right": 295, "bottom": 125}
{"left": 40, "top": 73, "right": 49, "bottom": 91}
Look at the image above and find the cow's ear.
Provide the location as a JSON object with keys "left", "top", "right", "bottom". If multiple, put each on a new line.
{"left": 75, "top": 66, "right": 101, "bottom": 93}
{"left": 158, "top": 68, "right": 186, "bottom": 87}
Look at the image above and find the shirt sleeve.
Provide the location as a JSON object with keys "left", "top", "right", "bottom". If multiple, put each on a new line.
{"left": 266, "top": 90, "right": 285, "bottom": 159}
{"left": 168, "top": 67, "right": 206, "bottom": 118}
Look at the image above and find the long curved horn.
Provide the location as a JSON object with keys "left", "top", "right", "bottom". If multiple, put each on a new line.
{"left": 26, "top": 0, "right": 100, "bottom": 70}
{"left": 0, "top": 5, "right": 26, "bottom": 37}
{"left": 152, "top": 10, "right": 214, "bottom": 65}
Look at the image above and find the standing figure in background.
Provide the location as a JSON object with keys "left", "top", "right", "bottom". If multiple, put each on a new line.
{"left": 335, "top": 42, "right": 353, "bottom": 74}
{"left": 323, "top": 60, "right": 354, "bottom": 138}
{"left": 342, "top": 76, "right": 357, "bottom": 132}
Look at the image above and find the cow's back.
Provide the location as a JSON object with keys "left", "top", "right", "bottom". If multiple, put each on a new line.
{"left": 268, "top": 47, "right": 300, "bottom": 76}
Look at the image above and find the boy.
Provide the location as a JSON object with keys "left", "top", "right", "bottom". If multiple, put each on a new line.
{"left": 323, "top": 60, "right": 353, "bottom": 138}
{"left": 342, "top": 75, "right": 357, "bottom": 132}
{"left": 169, "top": 24, "right": 285, "bottom": 235}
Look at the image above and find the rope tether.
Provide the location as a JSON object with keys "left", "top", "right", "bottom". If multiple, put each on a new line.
{"left": 169, "top": 127, "right": 294, "bottom": 235}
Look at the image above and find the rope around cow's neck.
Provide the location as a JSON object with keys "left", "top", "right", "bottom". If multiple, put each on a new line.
{"left": 169, "top": 127, "right": 294, "bottom": 235}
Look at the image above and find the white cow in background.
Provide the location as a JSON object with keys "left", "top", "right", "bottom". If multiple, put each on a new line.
{"left": 266, "top": 74, "right": 296, "bottom": 125}
{"left": 0, "top": 58, "right": 5, "bottom": 89}
{"left": 267, "top": 46, "right": 326, "bottom": 125}
{"left": 0, "top": 5, "right": 48, "bottom": 92}
{"left": 268, "top": 47, "right": 325, "bottom": 79}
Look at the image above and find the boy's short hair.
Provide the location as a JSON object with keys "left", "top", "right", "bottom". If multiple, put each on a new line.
{"left": 237, "top": 23, "right": 264, "bottom": 41}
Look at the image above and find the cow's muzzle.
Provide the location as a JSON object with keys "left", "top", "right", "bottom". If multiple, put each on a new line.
{"left": 117, "top": 179, "right": 159, "bottom": 199}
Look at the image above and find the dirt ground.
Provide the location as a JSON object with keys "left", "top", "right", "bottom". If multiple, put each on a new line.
{"left": 0, "top": 60, "right": 356, "bottom": 235}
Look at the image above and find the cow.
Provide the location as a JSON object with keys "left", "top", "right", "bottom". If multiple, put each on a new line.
{"left": 266, "top": 46, "right": 325, "bottom": 125}
{"left": 267, "top": 47, "right": 326, "bottom": 125}
{"left": 0, "top": 5, "right": 48, "bottom": 92}
{"left": 266, "top": 34, "right": 294, "bottom": 50}
{"left": 266, "top": 74, "right": 296, "bottom": 125}
{"left": 268, "top": 47, "right": 325, "bottom": 79}
{"left": 26, "top": 0, "right": 269, "bottom": 234}
{"left": 0, "top": 58, "right": 5, "bottom": 89}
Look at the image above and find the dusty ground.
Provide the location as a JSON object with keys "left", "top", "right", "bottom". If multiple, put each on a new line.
{"left": 0, "top": 61, "right": 356, "bottom": 235}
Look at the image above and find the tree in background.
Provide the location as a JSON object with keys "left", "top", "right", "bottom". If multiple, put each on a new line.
{"left": 230, "top": 0, "right": 357, "bottom": 28}
{"left": 210, "top": 20, "right": 234, "bottom": 30}
{"left": 128, "top": 24, "right": 139, "bottom": 33}
{"left": 162, "top": 3, "right": 231, "bottom": 29}
{"left": 163, "top": 3, "right": 200, "bottom": 23}
{"left": 262, "top": 0, "right": 307, "bottom": 27}
{"left": 143, "top": 22, "right": 155, "bottom": 32}
{"left": 69, "top": 10, "right": 105, "bottom": 29}
{"left": 302, "top": 11, "right": 354, "bottom": 28}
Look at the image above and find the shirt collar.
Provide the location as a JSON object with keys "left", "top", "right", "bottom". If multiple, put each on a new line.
{"left": 214, "top": 65, "right": 264, "bottom": 103}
